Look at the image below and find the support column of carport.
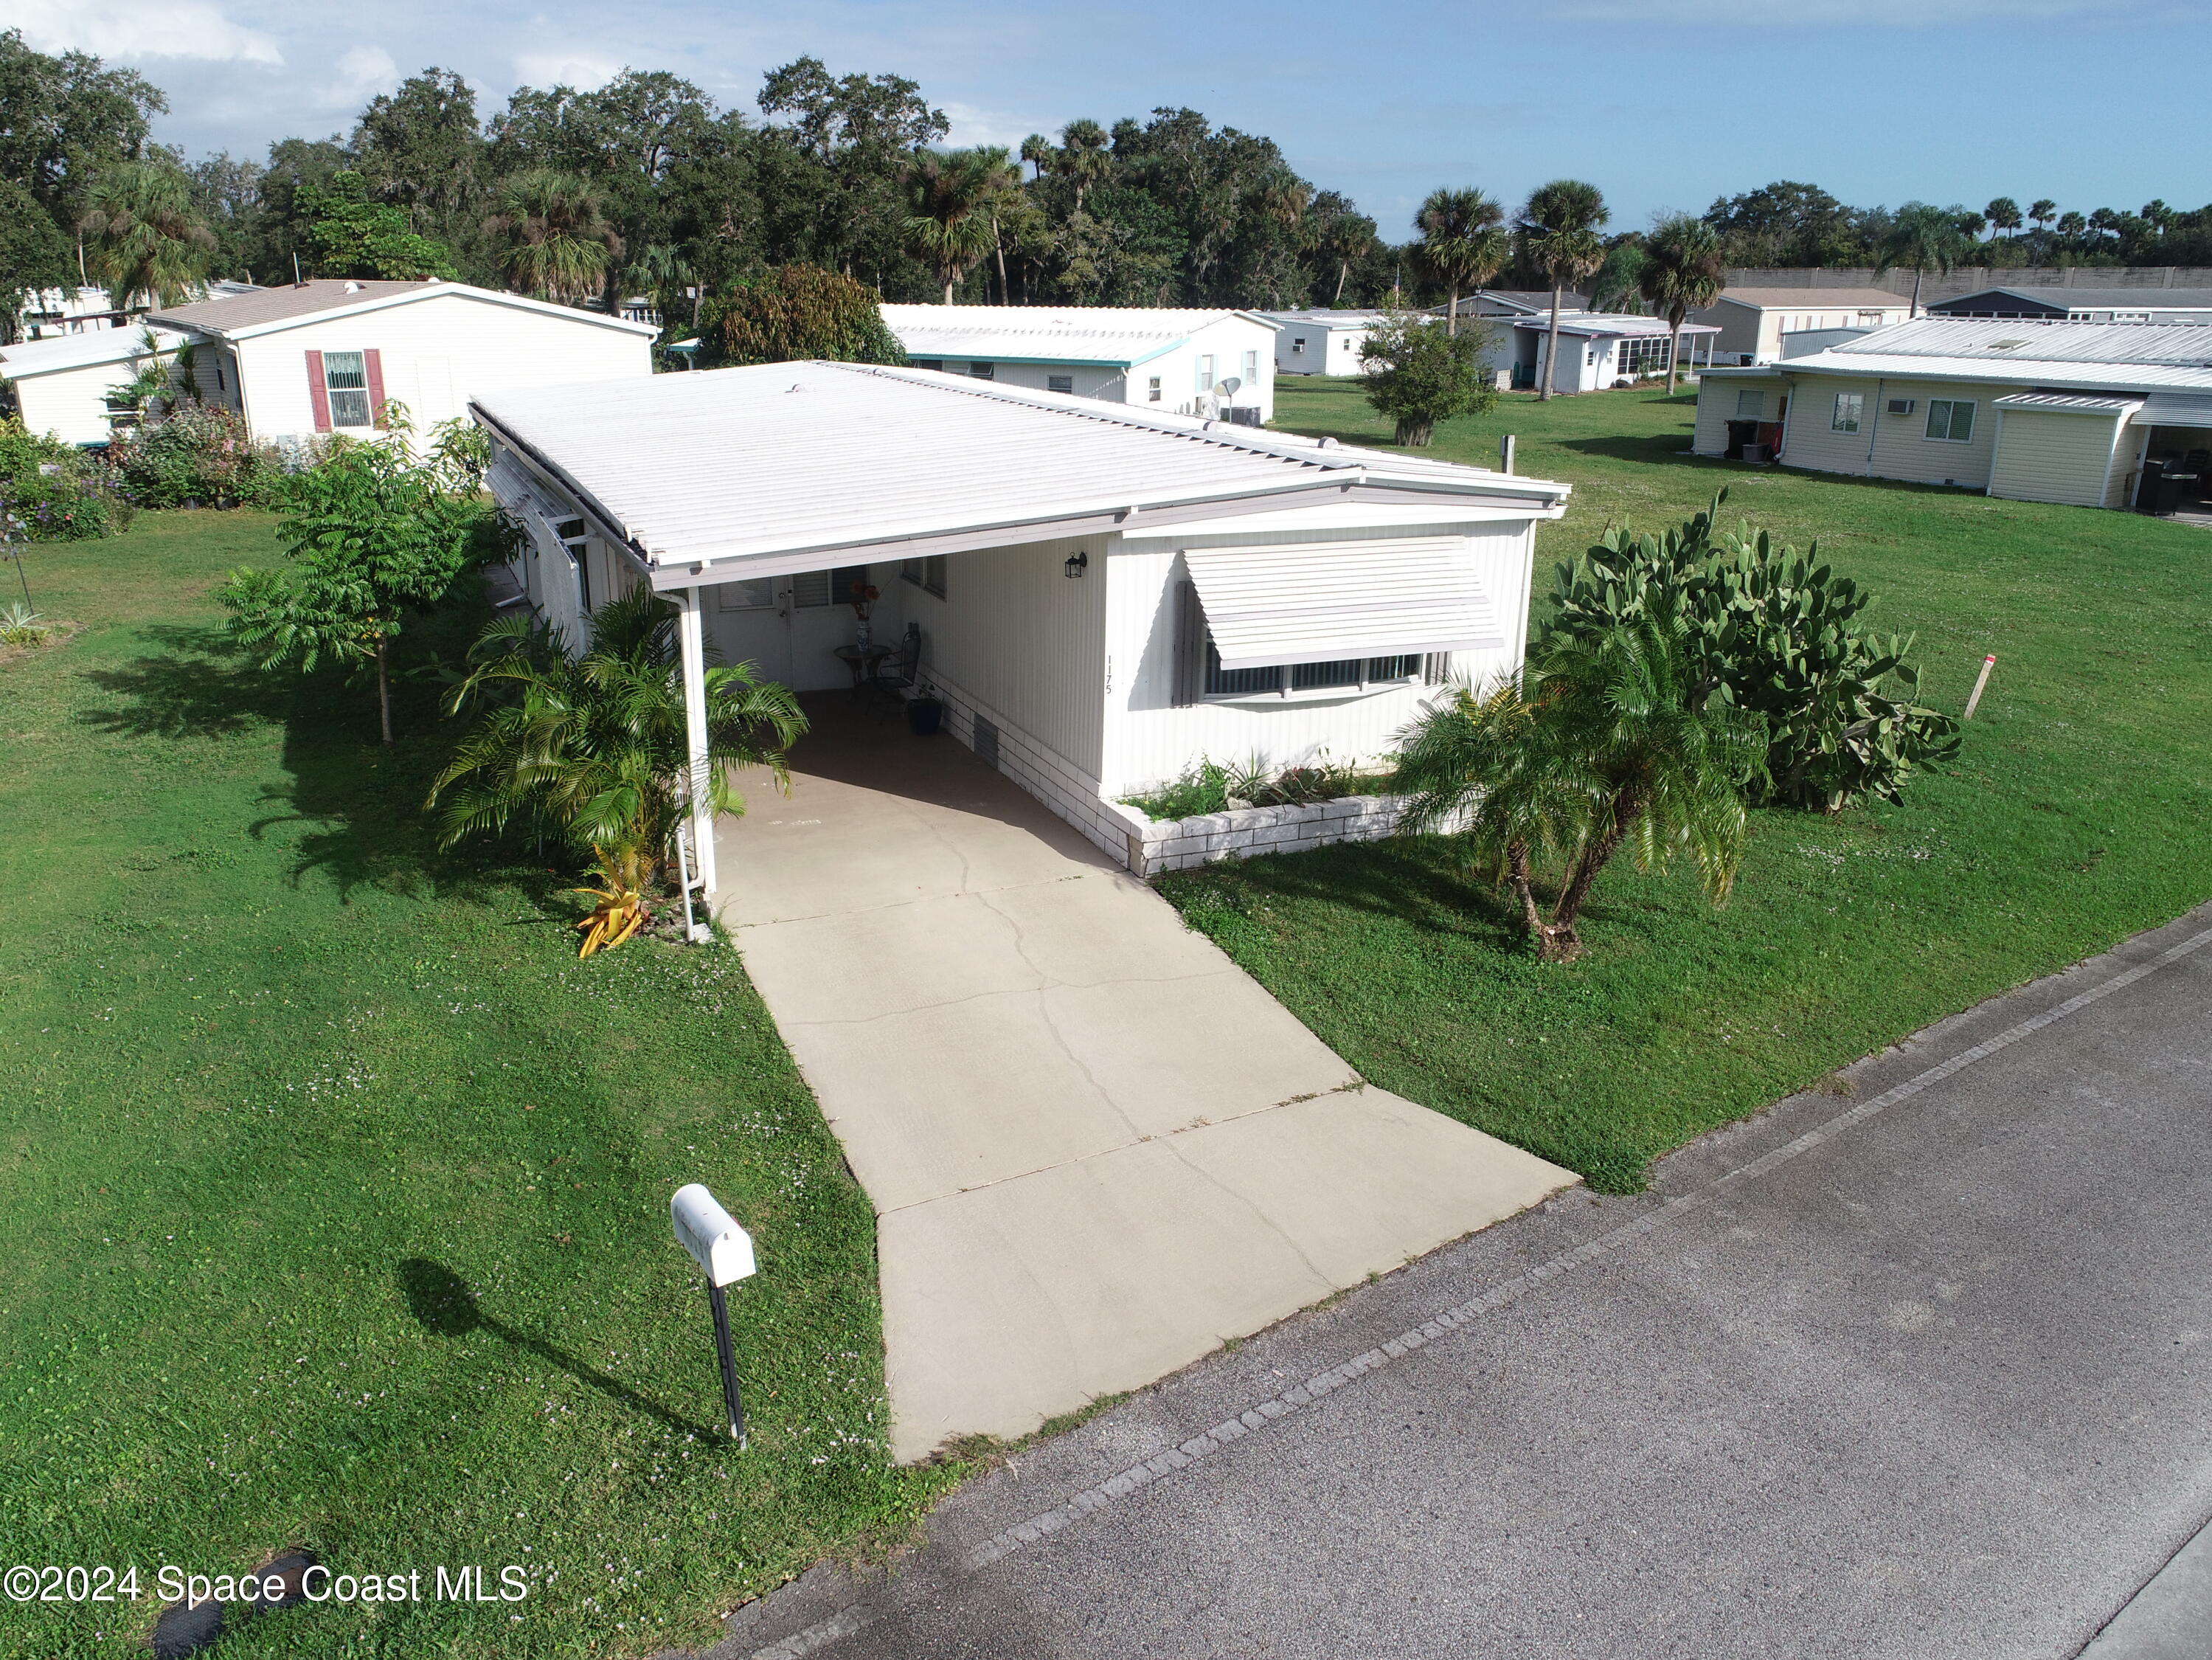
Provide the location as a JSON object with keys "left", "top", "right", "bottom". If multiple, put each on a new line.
{"left": 677, "top": 586, "right": 719, "bottom": 908}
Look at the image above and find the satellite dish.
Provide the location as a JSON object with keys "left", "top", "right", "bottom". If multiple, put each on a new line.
{"left": 1216, "top": 376, "right": 1242, "bottom": 396}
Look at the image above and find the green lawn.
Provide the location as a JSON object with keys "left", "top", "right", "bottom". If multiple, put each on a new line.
{"left": 1157, "top": 378, "right": 2212, "bottom": 1192}
{"left": 0, "top": 517, "right": 960, "bottom": 1659}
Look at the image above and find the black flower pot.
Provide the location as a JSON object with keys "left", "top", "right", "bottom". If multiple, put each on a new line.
{"left": 906, "top": 697, "right": 943, "bottom": 736}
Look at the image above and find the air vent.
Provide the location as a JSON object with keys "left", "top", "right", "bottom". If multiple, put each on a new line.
{"left": 1887, "top": 398, "right": 1915, "bottom": 415}
{"left": 1990, "top": 339, "right": 2029, "bottom": 350}
{"left": 972, "top": 714, "right": 1000, "bottom": 772}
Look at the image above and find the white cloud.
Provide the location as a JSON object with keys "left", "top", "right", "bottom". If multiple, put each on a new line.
{"left": 322, "top": 44, "right": 399, "bottom": 106}
{"left": 511, "top": 49, "right": 625, "bottom": 91}
{"left": 0, "top": 0, "right": 282, "bottom": 63}
{"left": 940, "top": 101, "right": 1057, "bottom": 151}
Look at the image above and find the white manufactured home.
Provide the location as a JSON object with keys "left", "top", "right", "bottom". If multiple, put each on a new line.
{"left": 1264, "top": 309, "right": 1389, "bottom": 376}
{"left": 1691, "top": 317, "right": 2212, "bottom": 513}
{"left": 1482, "top": 311, "right": 1723, "bottom": 394}
{"left": 472, "top": 362, "right": 1570, "bottom": 893}
{"left": 878, "top": 305, "right": 1280, "bottom": 425}
{"left": 1, "top": 279, "right": 656, "bottom": 449}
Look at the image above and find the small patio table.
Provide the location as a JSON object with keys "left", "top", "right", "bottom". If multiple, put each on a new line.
{"left": 831, "top": 641, "right": 895, "bottom": 690}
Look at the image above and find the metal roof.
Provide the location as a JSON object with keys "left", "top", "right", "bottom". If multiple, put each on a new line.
{"left": 1932, "top": 286, "right": 2212, "bottom": 314}
{"left": 146, "top": 279, "right": 659, "bottom": 340}
{"left": 1710, "top": 288, "right": 1907, "bottom": 311}
{"left": 0, "top": 326, "right": 185, "bottom": 378}
{"left": 1832, "top": 317, "right": 2212, "bottom": 365}
{"left": 879, "top": 304, "right": 1275, "bottom": 368}
{"left": 1263, "top": 309, "right": 1392, "bottom": 327}
{"left": 472, "top": 361, "right": 1568, "bottom": 577}
{"left": 2139, "top": 393, "right": 2212, "bottom": 426}
{"left": 1991, "top": 392, "right": 2142, "bottom": 415}
{"left": 1502, "top": 312, "right": 1720, "bottom": 339}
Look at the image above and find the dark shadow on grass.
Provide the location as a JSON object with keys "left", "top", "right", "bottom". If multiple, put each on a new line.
{"left": 1168, "top": 835, "right": 1535, "bottom": 952}
{"left": 77, "top": 624, "right": 280, "bottom": 739}
{"left": 1555, "top": 433, "right": 1997, "bottom": 499}
{"left": 398, "top": 1259, "right": 720, "bottom": 1442}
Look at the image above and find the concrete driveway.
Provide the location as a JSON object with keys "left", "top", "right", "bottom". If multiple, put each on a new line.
{"left": 703, "top": 902, "right": 2212, "bottom": 1660}
{"left": 716, "top": 698, "right": 1573, "bottom": 1460}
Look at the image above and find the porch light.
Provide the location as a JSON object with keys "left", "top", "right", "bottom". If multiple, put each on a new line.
{"left": 1064, "top": 551, "right": 1089, "bottom": 579}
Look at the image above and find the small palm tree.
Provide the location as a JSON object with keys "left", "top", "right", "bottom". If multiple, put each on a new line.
{"left": 484, "top": 171, "right": 623, "bottom": 305}
{"left": 1054, "top": 119, "right": 1113, "bottom": 212}
{"left": 1985, "top": 197, "right": 2022, "bottom": 239}
{"left": 2028, "top": 198, "right": 2057, "bottom": 232}
{"left": 1639, "top": 215, "right": 1725, "bottom": 394}
{"left": 1395, "top": 615, "right": 1765, "bottom": 963}
{"left": 429, "top": 587, "right": 807, "bottom": 945}
{"left": 78, "top": 163, "right": 215, "bottom": 309}
{"left": 1320, "top": 210, "right": 1376, "bottom": 306}
{"left": 1412, "top": 187, "right": 1508, "bottom": 335}
{"left": 904, "top": 149, "right": 1002, "bottom": 303}
{"left": 1518, "top": 179, "right": 1609, "bottom": 400}
{"left": 1879, "top": 203, "right": 1974, "bottom": 317}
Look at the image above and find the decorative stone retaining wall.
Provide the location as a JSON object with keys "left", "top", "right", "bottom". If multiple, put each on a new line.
{"left": 1102, "top": 792, "right": 1464, "bottom": 879}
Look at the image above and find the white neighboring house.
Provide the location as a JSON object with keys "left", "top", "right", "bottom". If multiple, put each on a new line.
{"left": 1691, "top": 317, "right": 2212, "bottom": 513}
{"left": 1482, "top": 311, "right": 1723, "bottom": 394}
{"left": 0, "top": 327, "right": 188, "bottom": 446}
{"left": 472, "top": 362, "right": 1570, "bottom": 893}
{"left": 1266, "top": 309, "right": 1388, "bottom": 375}
{"left": 1, "top": 278, "right": 658, "bottom": 449}
{"left": 879, "top": 305, "right": 1280, "bottom": 425}
{"left": 1686, "top": 288, "right": 1915, "bottom": 365}
{"left": 15, "top": 280, "right": 260, "bottom": 339}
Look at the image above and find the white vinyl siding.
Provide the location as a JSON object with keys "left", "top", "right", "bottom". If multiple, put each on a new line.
{"left": 1988, "top": 411, "right": 2126, "bottom": 508}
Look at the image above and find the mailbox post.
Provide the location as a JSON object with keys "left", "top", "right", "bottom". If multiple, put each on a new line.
{"left": 670, "top": 1183, "right": 756, "bottom": 1447}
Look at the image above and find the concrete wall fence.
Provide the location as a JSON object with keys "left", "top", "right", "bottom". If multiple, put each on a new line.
{"left": 1725, "top": 266, "right": 2212, "bottom": 301}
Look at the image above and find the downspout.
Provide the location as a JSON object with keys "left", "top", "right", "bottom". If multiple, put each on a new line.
{"left": 1775, "top": 373, "right": 1796, "bottom": 463}
{"left": 1863, "top": 378, "right": 1886, "bottom": 475}
{"left": 676, "top": 586, "right": 720, "bottom": 905}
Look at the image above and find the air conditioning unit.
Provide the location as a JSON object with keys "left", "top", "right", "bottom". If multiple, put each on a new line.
{"left": 1887, "top": 398, "right": 1915, "bottom": 415}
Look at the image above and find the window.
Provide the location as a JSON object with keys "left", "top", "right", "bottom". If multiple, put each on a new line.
{"left": 1148, "top": 376, "right": 1162, "bottom": 402}
{"left": 556, "top": 516, "right": 590, "bottom": 609}
{"left": 1292, "top": 336, "right": 1308, "bottom": 354}
{"left": 322, "top": 350, "right": 372, "bottom": 427}
{"left": 717, "top": 577, "right": 776, "bottom": 612}
{"left": 1204, "top": 644, "right": 1424, "bottom": 699}
{"left": 1831, "top": 392, "right": 1864, "bottom": 434}
{"left": 901, "top": 555, "right": 947, "bottom": 598}
{"left": 1196, "top": 353, "right": 1216, "bottom": 395}
{"left": 1242, "top": 349, "right": 1258, "bottom": 384}
{"left": 793, "top": 564, "right": 872, "bottom": 608}
{"left": 1617, "top": 337, "right": 1672, "bottom": 377}
{"left": 912, "top": 359, "right": 944, "bottom": 372}
{"left": 969, "top": 362, "right": 994, "bottom": 379}
{"left": 1736, "top": 390, "right": 1765, "bottom": 418}
{"left": 1047, "top": 374, "right": 1073, "bottom": 394}
{"left": 1925, "top": 398, "right": 1976, "bottom": 442}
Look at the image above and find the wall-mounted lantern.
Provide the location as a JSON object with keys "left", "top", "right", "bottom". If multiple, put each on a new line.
{"left": 1064, "top": 550, "right": 1089, "bottom": 579}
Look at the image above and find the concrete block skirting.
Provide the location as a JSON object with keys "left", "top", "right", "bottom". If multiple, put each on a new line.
{"left": 923, "top": 676, "right": 1137, "bottom": 866}
{"left": 1105, "top": 792, "right": 1468, "bottom": 879}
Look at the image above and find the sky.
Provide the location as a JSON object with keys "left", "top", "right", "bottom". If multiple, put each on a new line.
{"left": 8, "top": 0, "right": 2211, "bottom": 237}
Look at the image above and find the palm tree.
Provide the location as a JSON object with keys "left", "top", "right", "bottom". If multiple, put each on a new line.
{"left": 1320, "top": 210, "right": 1376, "bottom": 305}
{"left": 1985, "top": 197, "right": 2022, "bottom": 239}
{"left": 1055, "top": 119, "right": 1113, "bottom": 213}
{"left": 429, "top": 587, "right": 807, "bottom": 944}
{"left": 965, "top": 145, "right": 1024, "bottom": 304}
{"left": 1639, "top": 215, "right": 1725, "bottom": 395}
{"left": 78, "top": 164, "right": 215, "bottom": 309}
{"left": 1395, "top": 615, "right": 1765, "bottom": 964}
{"left": 1018, "top": 133, "right": 1053, "bottom": 183}
{"left": 1412, "top": 187, "right": 1508, "bottom": 335}
{"left": 904, "top": 149, "right": 1002, "bottom": 303}
{"left": 484, "top": 170, "right": 623, "bottom": 305}
{"left": 1517, "top": 180, "right": 1609, "bottom": 400}
{"left": 2028, "top": 198, "right": 2057, "bottom": 232}
{"left": 1878, "top": 201, "right": 1974, "bottom": 317}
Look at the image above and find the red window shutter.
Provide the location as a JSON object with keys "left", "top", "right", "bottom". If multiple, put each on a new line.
{"left": 364, "top": 347, "right": 387, "bottom": 426}
{"left": 305, "top": 350, "right": 331, "bottom": 432}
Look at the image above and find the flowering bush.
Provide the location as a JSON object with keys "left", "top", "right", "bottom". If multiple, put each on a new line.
{"left": 105, "top": 403, "right": 288, "bottom": 509}
{"left": 0, "top": 418, "right": 128, "bottom": 542}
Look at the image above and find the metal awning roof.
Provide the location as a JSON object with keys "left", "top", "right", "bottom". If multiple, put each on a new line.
{"left": 1992, "top": 392, "right": 2141, "bottom": 415}
{"left": 1184, "top": 538, "right": 1503, "bottom": 671}
{"left": 474, "top": 362, "right": 1570, "bottom": 581}
{"left": 2138, "top": 393, "right": 2212, "bottom": 427}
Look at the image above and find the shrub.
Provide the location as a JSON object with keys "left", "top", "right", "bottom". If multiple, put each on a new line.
{"left": 105, "top": 404, "right": 288, "bottom": 509}
{"left": 1358, "top": 299, "right": 1495, "bottom": 446}
{"left": 1549, "top": 491, "right": 1961, "bottom": 812}
{"left": 1121, "top": 751, "right": 1380, "bottom": 820}
{"left": 701, "top": 265, "right": 909, "bottom": 367}
{"left": 0, "top": 418, "right": 128, "bottom": 540}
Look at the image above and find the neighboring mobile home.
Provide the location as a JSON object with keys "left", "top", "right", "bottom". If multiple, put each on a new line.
{"left": 1483, "top": 311, "right": 1722, "bottom": 394}
{"left": 1, "top": 279, "right": 657, "bottom": 449}
{"left": 1266, "top": 309, "right": 1389, "bottom": 376}
{"left": 1927, "top": 286, "right": 2212, "bottom": 325}
{"left": 1687, "top": 287, "right": 1915, "bottom": 364}
{"left": 879, "top": 305, "right": 1280, "bottom": 424}
{"left": 1691, "top": 317, "right": 2212, "bottom": 513}
{"left": 473, "top": 362, "right": 1570, "bottom": 893}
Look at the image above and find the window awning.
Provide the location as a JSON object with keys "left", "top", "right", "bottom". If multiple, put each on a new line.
{"left": 1183, "top": 537, "right": 1504, "bottom": 671}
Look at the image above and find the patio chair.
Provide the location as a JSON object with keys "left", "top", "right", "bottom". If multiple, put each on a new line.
{"left": 869, "top": 623, "right": 922, "bottom": 719}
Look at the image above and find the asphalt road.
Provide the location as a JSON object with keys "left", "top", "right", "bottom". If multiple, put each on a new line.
{"left": 698, "top": 902, "right": 2212, "bottom": 1660}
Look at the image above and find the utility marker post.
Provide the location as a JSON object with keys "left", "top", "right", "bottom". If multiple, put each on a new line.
{"left": 670, "top": 1183, "right": 756, "bottom": 1446}
{"left": 1963, "top": 654, "right": 1997, "bottom": 722}
{"left": 1499, "top": 434, "right": 1516, "bottom": 475}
